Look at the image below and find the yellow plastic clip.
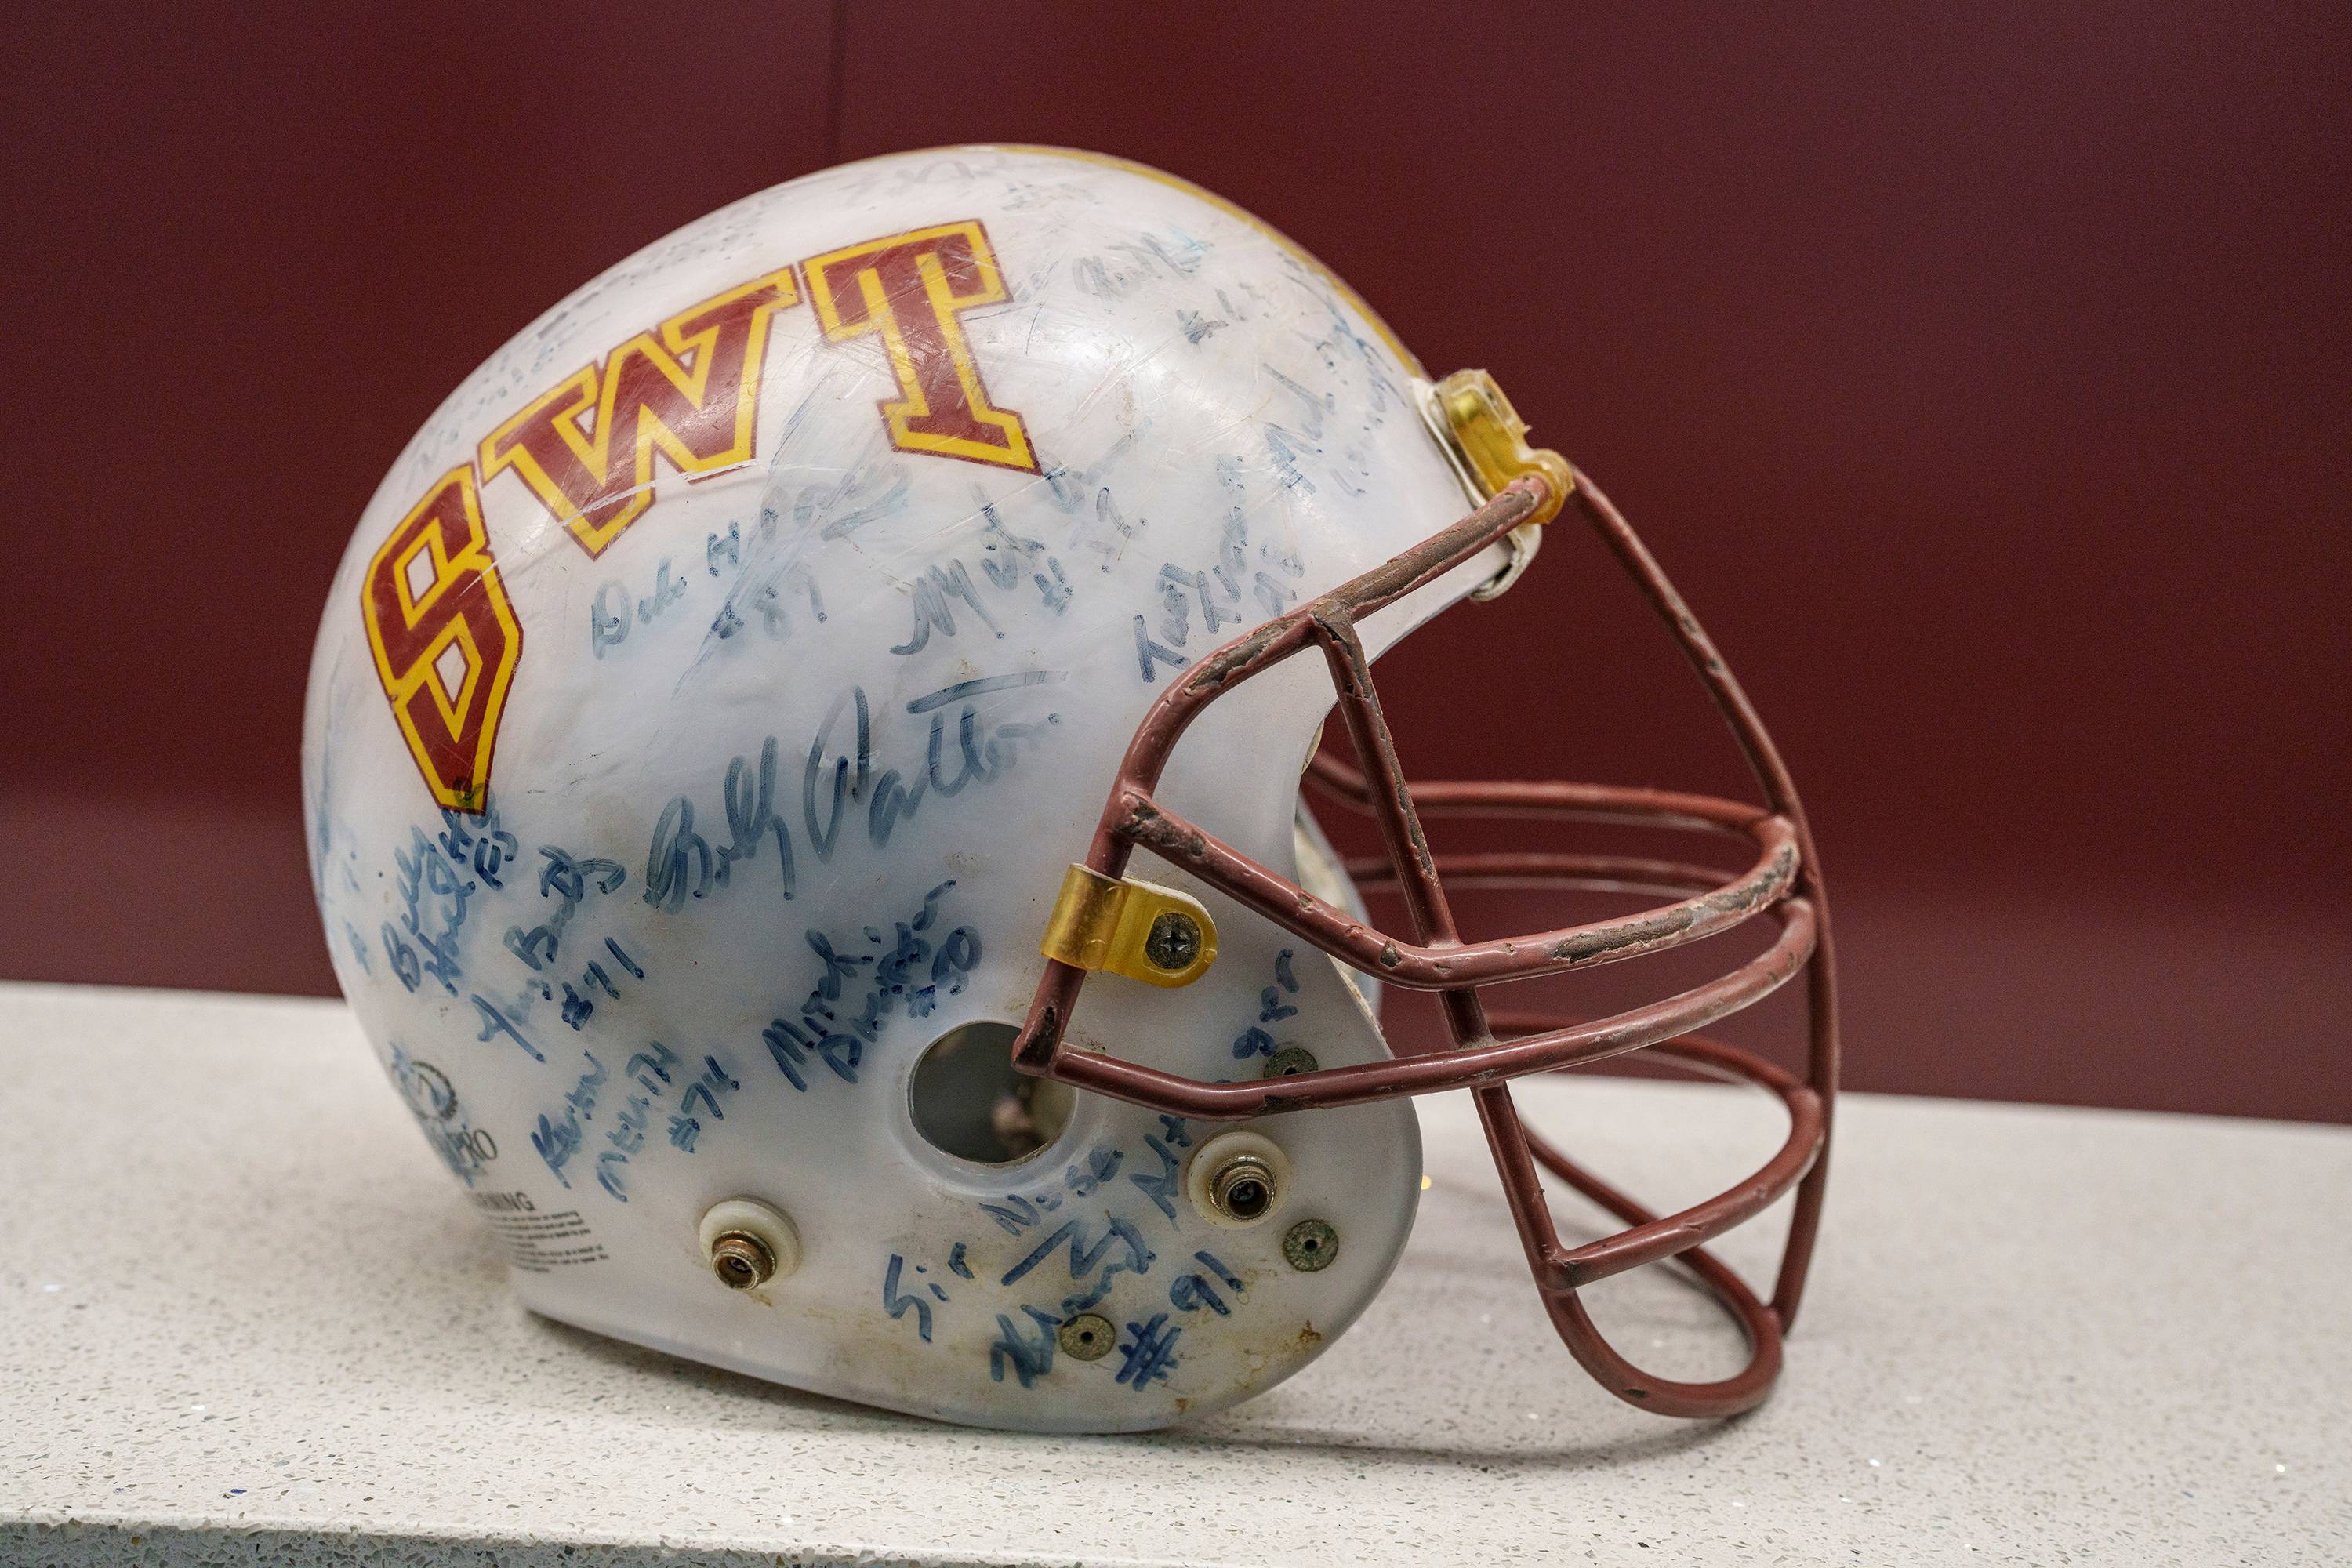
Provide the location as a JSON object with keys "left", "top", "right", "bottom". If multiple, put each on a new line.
{"left": 1040, "top": 866, "right": 1218, "bottom": 989}
{"left": 1429, "top": 369, "right": 1573, "bottom": 601}
{"left": 1432, "top": 368, "right": 1573, "bottom": 523}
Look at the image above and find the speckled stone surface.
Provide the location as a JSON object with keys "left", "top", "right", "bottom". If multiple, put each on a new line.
{"left": 2, "top": 982, "right": 2346, "bottom": 1566}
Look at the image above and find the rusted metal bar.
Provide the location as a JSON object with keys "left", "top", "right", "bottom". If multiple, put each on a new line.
{"left": 1308, "top": 753, "right": 1769, "bottom": 838}
{"left": 1030, "top": 898, "right": 1814, "bottom": 1120}
{"left": 1345, "top": 851, "right": 1750, "bottom": 900}
{"left": 1007, "top": 470, "right": 1839, "bottom": 1418}
{"left": 1565, "top": 469, "right": 1842, "bottom": 1337}
{"left": 1109, "top": 793, "right": 1799, "bottom": 988}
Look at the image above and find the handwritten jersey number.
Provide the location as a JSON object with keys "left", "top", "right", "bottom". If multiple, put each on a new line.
{"left": 362, "top": 219, "right": 1036, "bottom": 810}
{"left": 360, "top": 467, "right": 523, "bottom": 814}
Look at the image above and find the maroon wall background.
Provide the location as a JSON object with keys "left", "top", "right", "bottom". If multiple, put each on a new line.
{"left": 3, "top": 2, "right": 2345, "bottom": 1120}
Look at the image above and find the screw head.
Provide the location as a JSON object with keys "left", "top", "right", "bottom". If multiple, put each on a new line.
{"left": 1143, "top": 910, "right": 1203, "bottom": 972}
{"left": 1058, "top": 1312, "right": 1115, "bottom": 1361}
{"left": 709, "top": 1229, "right": 776, "bottom": 1290}
{"left": 1283, "top": 1218, "right": 1338, "bottom": 1272}
{"left": 1261, "top": 1045, "right": 1319, "bottom": 1080}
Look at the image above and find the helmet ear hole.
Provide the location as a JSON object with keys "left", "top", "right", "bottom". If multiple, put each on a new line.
{"left": 909, "top": 1021, "right": 1073, "bottom": 1165}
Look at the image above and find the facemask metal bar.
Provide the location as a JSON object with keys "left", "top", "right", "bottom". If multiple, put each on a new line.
{"left": 1009, "top": 468, "right": 1839, "bottom": 1418}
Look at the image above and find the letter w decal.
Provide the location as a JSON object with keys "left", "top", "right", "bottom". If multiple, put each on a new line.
{"left": 479, "top": 270, "right": 798, "bottom": 558}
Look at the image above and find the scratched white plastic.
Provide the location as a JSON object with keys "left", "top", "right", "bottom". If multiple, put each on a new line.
{"left": 301, "top": 146, "right": 1512, "bottom": 1432}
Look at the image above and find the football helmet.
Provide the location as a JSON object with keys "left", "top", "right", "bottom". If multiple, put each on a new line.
{"left": 303, "top": 144, "right": 1835, "bottom": 1432}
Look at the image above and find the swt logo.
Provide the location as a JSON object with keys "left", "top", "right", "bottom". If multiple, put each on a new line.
{"left": 362, "top": 217, "right": 1038, "bottom": 811}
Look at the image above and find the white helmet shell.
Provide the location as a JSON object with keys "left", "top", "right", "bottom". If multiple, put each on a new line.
{"left": 303, "top": 145, "right": 1508, "bottom": 1432}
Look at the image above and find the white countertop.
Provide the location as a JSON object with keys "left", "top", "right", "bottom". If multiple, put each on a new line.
{"left": 1, "top": 982, "right": 2344, "bottom": 1566}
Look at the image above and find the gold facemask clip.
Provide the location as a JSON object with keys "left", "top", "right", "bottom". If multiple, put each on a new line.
{"left": 1040, "top": 866, "right": 1218, "bottom": 988}
{"left": 1426, "top": 368, "right": 1573, "bottom": 601}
